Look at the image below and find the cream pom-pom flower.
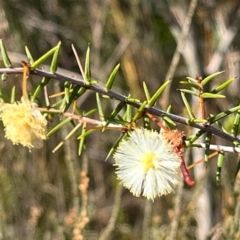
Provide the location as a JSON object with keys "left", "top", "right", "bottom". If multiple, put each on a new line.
{"left": 0, "top": 99, "right": 47, "bottom": 149}
{"left": 114, "top": 128, "right": 182, "bottom": 201}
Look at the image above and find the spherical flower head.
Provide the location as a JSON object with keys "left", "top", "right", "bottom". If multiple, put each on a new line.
{"left": 0, "top": 99, "right": 47, "bottom": 149}
{"left": 114, "top": 128, "right": 182, "bottom": 201}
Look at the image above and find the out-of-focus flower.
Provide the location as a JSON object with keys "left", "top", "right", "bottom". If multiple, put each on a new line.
{"left": 0, "top": 99, "right": 47, "bottom": 149}
{"left": 114, "top": 128, "right": 182, "bottom": 201}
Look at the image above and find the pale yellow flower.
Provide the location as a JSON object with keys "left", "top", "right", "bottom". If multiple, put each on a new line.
{"left": 114, "top": 128, "right": 182, "bottom": 201}
{"left": 0, "top": 99, "right": 47, "bottom": 149}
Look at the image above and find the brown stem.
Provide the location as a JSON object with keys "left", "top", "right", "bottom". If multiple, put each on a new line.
{"left": 145, "top": 112, "right": 168, "bottom": 131}
{"left": 1, "top": 67, "right": 240, "bottom": 144}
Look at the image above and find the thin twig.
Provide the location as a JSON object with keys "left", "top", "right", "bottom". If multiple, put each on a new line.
{"left": 187, "top": 151, "right": 218, "bottom": 170}
{"left": 99, "top": 184, "right": 123, "bottom": 240}
{"left": 39, "top": 105, "right": 240, "bottom": 164}
{"left": 1, "top": 67, "right": 240, "bottom": 144}
{"left": 205, "top": 4, "right": 240, "bottom": 74}
{"left": 189, "top": 142, "right": 240, "bottom": 153}
{"left": 40, "top": 108, "right": 240, "bottom": 155}
{"left": 142, "top": 200, "right": 153, "bottom": 240}
{"left": 61, "top": 113, "right": 80, "bottom": 212}
{"left": 230, "top": 174, "right": 240, "bottom": 237}
{"left": 80, "top": 152, "right": 89, "bottom": 213}
{"left": 167, "top": 179, "right": 184, "bottom": 240}
{"left": 163, "top": 0, "right": 198, "bottom": 107}
{"left": 38, "top": 105, "right": 240, "bottom": 156}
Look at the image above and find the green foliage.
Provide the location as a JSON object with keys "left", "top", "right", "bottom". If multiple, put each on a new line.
{"left": 0, "top": 40, "right": 239, "bottom": 239}
{"left": 25, "top": 46, "right": 34, "bottom": 64}
{"left": 47, "top": 117, "right": 73, "bottom": 136}
{"left": 204, "top": 132, "right": 212, "bottom": 162}
{"left": 201, "top": 71, "right": 224, "bottom": 86}
{"left": 84, "top": 46, "right": 91, "bottom": 82}
{"left": 216, "top": 151, "right": 224, "bottom": 185}
{"left": 105, "top": 64, "right": 120, "bottom": 91}
{"left": 31, "top": 43, "right": 61, "bottom": 70}
{"left": 180, "top": 91, "right": 196, "bottom": 120}
{"left": 231, "top": 110, "right": 240, "bottom": 137}
{"left": 148, "top": 80, "right": 170, "bottom": 107}
{"left": 0, "top": 1, "right": 240, "bottom": 238}
{"left": 0, "top": 39, "right": 12, "bottom": 67}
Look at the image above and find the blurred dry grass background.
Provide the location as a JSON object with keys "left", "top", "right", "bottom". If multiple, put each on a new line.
{"left": 0, "top": 0, "right": 240, "bottom": 239}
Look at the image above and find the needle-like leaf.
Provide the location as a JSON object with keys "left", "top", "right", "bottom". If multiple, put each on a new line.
{"left": 216, "top": 151, "right": 224, "bottom": 185}
{"left": 85, "top": 45, "right": 91, "bottom": 82}
{"left": 179, "top": 89, "right": 199, "bottom": 97}
{"left": 208, "top": 105, "right": 240, "bottom": 123}
{"left": 53, "top": 122, "right": 82, "bottom": 153}
{"left": 10, "top": 86, "right": 16, "bottom": 103}
{"left": 186, "top": 129, "right": 205, "bottom": 146}
{"left": 50, "top": 42, "right": 61, "bottom": 73}
{"left": 231, "top": 109, "right": 240, "bottom": 136}
{"left": 47, "top": 117, "right": 72, "bottom": 136}
{"left": 148, "top": 80, "right": 170, "bottom": 107}
{"left": 32, "top": 77, "right": 50, "bottom": 100}
{"left": 181, "top": 92, "right": 196, "bottom": 120}
{"left": 0, "top": 39, "right": 12, "bottom": 67}
{"left": 31, "top": 43, "right": 60, "bottom": 69}
{"left": 201, "top": 71, "right": 224, "bottom": 86}
{"left": 204, "top": 132, "right": 212, "bottom": 162}
{"left": 25, "top": 46, "right": 34, "bottom": 64}
{"left": 104, "top": 102, "right": 126, "bottom": 130}
{"left": 180, "top": 80, "right": 200, "bottom": 90}
{"left": 132, "top": 101, "right": 147, "bottom": 122}
{"left": 78, "top": 124, "right": 86, "bottom": 156}
{"left": 211, "top": 78, "right": 234, "bottom": 94}
{"left": 105, "top": 133, "right": 127, "bottom": 161}
{"left": 143, "top": 81, "right": 151, "bottom": 101}
{"left": 96, "top": 93, "right": 104, "bottom": 121}
{"left": 202, "top": 92, "right": 225, "bottom": 99}
{"left": 105, "top": 64, "right": 120, "bottom": 90}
